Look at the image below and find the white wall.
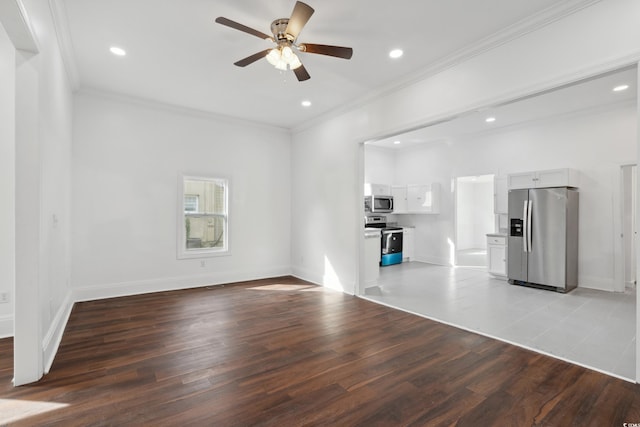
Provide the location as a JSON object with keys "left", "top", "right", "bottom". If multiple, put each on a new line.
{"left": 291, "top": 0, "right": 640, "bottom": 295}
{"left": 364, "top": 146, "right": 395, "bottom": 186}
{"left": 0, "top": 22, "right": 16, "bottom": 338}
{"left": 291, "top": 117, "right": 362, "bottom": 292}
{"left": 2, "top": 0, "right": 75, "bottom": 384}
{"left": 27, "top": 0, "right": 74, "bottom": 358}
{"left": 71, "top": 93, "right": 292, "bottom": 299}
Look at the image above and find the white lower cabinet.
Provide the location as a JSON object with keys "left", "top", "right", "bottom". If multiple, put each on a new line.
{"left": 364, "top": 229, "right": 381, "bottom": 288}
{"left": 487, "top": 234, "right": 507, "bottom": 279}
{"left": 402, "top": 227, "right": 415, "bottom": 261}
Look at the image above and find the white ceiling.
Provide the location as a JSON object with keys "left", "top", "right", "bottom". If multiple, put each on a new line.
{"left": 56, "top": 0, "right": 590, "bottom": 129}
{"left": 369, "top": 66, "right": 637, "bottom": 149}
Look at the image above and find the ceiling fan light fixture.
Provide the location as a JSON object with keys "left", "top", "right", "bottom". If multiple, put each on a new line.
{"left": 266, "top": 45, "right": 302, "bottom": 70}
{"left": 266, "top": 48, "right": 281, "bottom": 66}
{"left": 281, "top": 46, "right": 294, "bottom": 60}
{"left": 275, "top": 59, "right": 288, "bottom": 71}
{"left": 289, "top": 54, "right": 302, "bottom": 70}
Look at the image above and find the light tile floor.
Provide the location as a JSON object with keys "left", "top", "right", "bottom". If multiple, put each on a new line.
{"left": 362, "top": 261, "right": 637, "bottom": 381}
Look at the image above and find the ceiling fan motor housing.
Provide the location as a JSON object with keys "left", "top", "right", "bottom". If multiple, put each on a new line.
{"left": 271, "top": 19, "right": 294, "bottom": 43}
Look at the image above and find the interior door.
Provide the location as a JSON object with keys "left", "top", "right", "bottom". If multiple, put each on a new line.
{"left": 527, "top": 188, "right": 567, "bottom": 287}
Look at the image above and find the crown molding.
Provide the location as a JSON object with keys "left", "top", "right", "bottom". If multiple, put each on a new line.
{"left": 0, "top": 0, "right": 39, "bottom": 52}
{"left": 48, "top": 0, "right": 80, "bottom": 91}
{"left": 77, "top": 87, "right": 291, "bottom": 134}
{"left": 292, "top": 0, "right": 604, "bottom": 134}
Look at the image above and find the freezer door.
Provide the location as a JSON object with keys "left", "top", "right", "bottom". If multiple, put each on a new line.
{"left": 507, "top": 189, "right": 528, "bottom": 282}
{"left": 527, "top": 188, "right": 568, "bottom": 287}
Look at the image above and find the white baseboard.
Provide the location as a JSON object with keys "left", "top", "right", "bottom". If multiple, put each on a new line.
{"left": 578, "top": 276, "right": 615, "bottom": 292}
{"left": 0, "top": 314, "right": 13, "bottom": 339}
{"left": 42, "top": 290, "right": 74, "bottom": 374}
{"left": 290, "top": 265, "right": 356, "bottom": 294}
{"left": 414, "top": 256, "right": 452, "bottom": 266}
{"left": 73, "top": 266, "right": 292, "bottom": 302}
{"left": 290, "top": 266, "right": 323, "bottom": 287}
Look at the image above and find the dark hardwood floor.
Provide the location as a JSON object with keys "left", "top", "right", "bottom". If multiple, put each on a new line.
{"left": 1, "top": 276, "right": 639, "bottom": 426}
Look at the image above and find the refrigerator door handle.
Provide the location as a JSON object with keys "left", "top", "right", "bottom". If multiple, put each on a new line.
{"left": 527, "top": 199, "right": 533, "bottom": 253}
{"left": 522, "top": 200, "right": 528, "bottom": 252}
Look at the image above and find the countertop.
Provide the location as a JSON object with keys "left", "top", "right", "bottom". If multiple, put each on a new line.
{"left": 487, "top": 233, "right": 507, "bottom": 237}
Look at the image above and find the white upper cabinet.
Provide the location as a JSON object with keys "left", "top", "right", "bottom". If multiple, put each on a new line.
{"left": 391, "top": 185, "right": 408, "bottom": 213}
{"left": 508, "top": 168, "right": 580, "bottom": 189}
{"left": 494, "top": 176, "right": 508, "bottom": 214}
{"left": 364, "top": 183, "right": 391, "bottom": 196}
{"left": 407, "top": 183, "right": 440, "bottom": 214}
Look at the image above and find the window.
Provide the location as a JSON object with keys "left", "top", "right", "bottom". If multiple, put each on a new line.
{"left": 178, "top": 176, "right": 229, "bottom": 258}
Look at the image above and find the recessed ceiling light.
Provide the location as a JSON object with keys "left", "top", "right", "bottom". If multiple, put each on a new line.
{"left": 393, "top": 140, "right": 401, "bottom": 145}
{"left": 301, "top": 100, "right": 312, "bottom": 107}
{"left": 613, "top": 84, "right": 629, "bottom": 92}
{"left": 389, "top": 49, "right": 403, "bottom": 59}
{"left": 485, "top": 117, "right": 496, "bottom": 123}
{"left": 110, "top": 46, "right": 126, "bottom": 56}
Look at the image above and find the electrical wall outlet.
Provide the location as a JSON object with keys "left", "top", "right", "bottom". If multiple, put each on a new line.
{"left": 0, "top": 292, "right": 9, "bottom": 304}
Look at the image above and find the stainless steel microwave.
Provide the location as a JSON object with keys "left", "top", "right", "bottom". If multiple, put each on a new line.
{"left": 364, "top": 195, "right": 394, "bottom": 213}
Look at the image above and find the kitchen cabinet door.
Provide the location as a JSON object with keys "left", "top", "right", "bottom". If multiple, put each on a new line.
{"left": 488, "top": 245, "right": 506, "bottom": 277}
{"left": 507, "top": 172, "right": 536, "bottom": 189}
{"left": 487, "top": 235, "right": 507, "bottom": 279}
{"left": 402, "top": 227, "right": 415, "bottom": 261}
{"left": 536, "top": 168, "right": 580, "bottom": 188}
{"left": 391, "top": 186, "right": 408, "bottom": 213}
{"left": 407, "top": 183, "right": 440, "bottom": 213}
{"left": 508, "top": 168, "right": 580, "bottom": 189}
{"left": 371, "top": 183, "right": 391, "bottom": 196}
{"left": 365, "top": 183, "right": 390, "bottom": 196}
{"left": 494, "top": 176, "right": 508, "bottom": 214}
{"left": 364, "top": 233, "right": 381, "bottom": 288}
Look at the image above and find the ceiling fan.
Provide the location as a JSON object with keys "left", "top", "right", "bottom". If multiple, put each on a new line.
{"left": 215, "top": 1, "right": 353, "bottom": 82}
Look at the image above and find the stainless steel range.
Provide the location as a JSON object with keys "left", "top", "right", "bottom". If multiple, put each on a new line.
{"left": 365, "top": 215, "right": 403, "bottom": 266}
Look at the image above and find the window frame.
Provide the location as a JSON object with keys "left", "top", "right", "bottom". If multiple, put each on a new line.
{"left": 177, "top": 174, "right": 230, "bottom": 259}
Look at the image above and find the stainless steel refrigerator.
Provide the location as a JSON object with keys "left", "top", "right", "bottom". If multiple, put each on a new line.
{"left": 507, "top": 187, "right": 579, "bottom": 292}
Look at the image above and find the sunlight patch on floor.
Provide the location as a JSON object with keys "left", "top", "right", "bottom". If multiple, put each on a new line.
{"left": 0, "top": 399, "right": 69, "bottom": 424}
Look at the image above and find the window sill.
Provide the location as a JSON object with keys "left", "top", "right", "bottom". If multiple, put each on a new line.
{"left": 177, "top": 248, "right": 231, "bottom": 260}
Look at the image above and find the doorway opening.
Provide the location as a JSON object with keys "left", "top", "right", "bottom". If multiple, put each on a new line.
{"left": 455, "top": 174, "right": 495, "bottom": 267}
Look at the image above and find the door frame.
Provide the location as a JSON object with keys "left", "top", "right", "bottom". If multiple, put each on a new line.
{"left": 616, "top": 163, "right": 637, "bottom": 292}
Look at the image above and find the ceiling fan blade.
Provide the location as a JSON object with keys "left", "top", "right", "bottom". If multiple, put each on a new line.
{"left": 300, "top": 44, "right": 353, "bottom": 59}
{"left": 286, "top": 1, "right": 314, "bottom": 40}
{"left": 215, "top": 17, "right": 273, "bottom": 41}
{"left": 234, "top": 49, "right": 272, "bottom": 67}
{"left": 294, "top": 64, "right": 311, "bottom": 82}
